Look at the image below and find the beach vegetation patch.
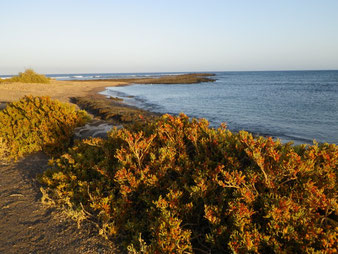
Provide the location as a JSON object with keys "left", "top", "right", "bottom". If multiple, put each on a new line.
{"left": 0, "top": 95, "right": 90, "bottom": 160}
{"left": 40, "top": 114, "right": 337, "bottom": 253}
{"left": 0, "top": 69, "right": 50, "bottom": 83}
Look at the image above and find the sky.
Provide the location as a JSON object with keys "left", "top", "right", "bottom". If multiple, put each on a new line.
{"left": 1, "top": 0, "right": 338, "bottom": 74}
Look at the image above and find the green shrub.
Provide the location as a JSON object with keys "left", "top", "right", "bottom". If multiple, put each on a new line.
{"left": 0, "top": 95, "right": 90, "bottom": 160}
{"left": 40, "top": 113, "right": 337, "bottom": 253}
{"left": 1, "top": 69, "right": 50, "bottom": 83}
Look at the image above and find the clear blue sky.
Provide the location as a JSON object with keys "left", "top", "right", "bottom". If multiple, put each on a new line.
{"left": 1, "top": 0, "right": 338, "bottom": 74}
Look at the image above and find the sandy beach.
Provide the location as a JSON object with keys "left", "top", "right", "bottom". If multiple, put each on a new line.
{"left": 0, "top": 79, "right": 127, "bottom": 104}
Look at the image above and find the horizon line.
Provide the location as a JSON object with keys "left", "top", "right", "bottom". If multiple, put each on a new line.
{"left": 1, "top": 69, "right": 338, "bottom": 76}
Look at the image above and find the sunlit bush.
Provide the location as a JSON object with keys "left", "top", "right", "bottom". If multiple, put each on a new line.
{"left": 41, "top": 113, "right": 337, "bottom": 253}
{"left": 0, "top": 95, "right": 89, "bottom": 160}
{"left": 0, "top": 69, "right": 50, "bottom": 83}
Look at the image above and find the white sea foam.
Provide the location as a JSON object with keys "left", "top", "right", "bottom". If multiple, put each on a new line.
{"left": 52, "top": 76, "right": 69, "bottom": 80}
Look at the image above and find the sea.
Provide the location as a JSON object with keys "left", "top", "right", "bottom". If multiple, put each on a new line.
{"left": 2, "top": 71, "right": 337, "bottom": 144}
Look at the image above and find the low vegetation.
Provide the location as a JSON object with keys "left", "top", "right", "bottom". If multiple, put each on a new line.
{"left": 40, "top": 113, "right": 337, "bottom": 253}
{"left": 0, "top": 95, "right": 89, "bottom": 160}
{"left": 0, "top": 69, "right": 50, "bottom": 83}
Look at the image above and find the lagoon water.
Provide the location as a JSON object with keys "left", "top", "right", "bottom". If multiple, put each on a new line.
{"left": 101, "top": 71, "right": 337, "bottom": 145}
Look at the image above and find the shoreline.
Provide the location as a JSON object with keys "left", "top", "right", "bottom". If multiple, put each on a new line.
{"left": 0, "top": 73, "right": 215, "bottom": 124}
{"left": 0, "top": 72, "right": 215, "bottom": 103}
{"left": 0, "top": 78, "right": 316, "bottom": 144}
{"left": 1, "top": 73, "right": 329, "bottom": 145}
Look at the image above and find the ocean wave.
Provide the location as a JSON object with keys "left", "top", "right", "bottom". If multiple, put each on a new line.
{"left": 52, "top": 76, "right": 70, "bottom": 79}
{"left": 158, "top": 73, "right": 181, "bottom": 76}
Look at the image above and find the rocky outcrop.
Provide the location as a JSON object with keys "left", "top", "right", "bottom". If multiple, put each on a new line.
{"left": 74, "top": 120, "right": 121, "bottom": 140}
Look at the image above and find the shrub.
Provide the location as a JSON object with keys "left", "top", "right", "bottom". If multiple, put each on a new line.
{"left": 0, "top": 95, "right": 89, "bottom": 160}
{"left": 40, "top": 113, "right": 337, "bottom": 253}
{"left": 0, "top": 136, "right": 9, "bottom": 160}
{"left": 1, "top": 69, "right": 50, "bottom": 83}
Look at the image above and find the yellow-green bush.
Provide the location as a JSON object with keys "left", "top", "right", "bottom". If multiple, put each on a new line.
{"left": 0, "top": 95, "right": 89, "bottom": 160}
{"left": 0, "top": 136, "right": 9, "bottom": 160}
{"left": 41, "top": 114, "right": 337, "bottom": 253}
{"left": 0, "top": 69, "right": 50, "bottom": 83}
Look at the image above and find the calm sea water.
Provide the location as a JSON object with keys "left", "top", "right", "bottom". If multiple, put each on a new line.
{"left": 101, "top": 71, "right": 338, "bottom": 145}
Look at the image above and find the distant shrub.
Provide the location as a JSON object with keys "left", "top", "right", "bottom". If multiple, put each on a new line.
{"left": 3, "top": 69, "right": 50, "bottom": 83}
{"left": 40, "top": 114, "right": 337, "bottom": 253}
{"left": 0, "top": 96, "right": 89, "bottom": 160}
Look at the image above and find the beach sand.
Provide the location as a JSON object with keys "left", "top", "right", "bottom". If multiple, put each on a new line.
{"left": 0, "top": 79, "right": 126, "bottom": 104}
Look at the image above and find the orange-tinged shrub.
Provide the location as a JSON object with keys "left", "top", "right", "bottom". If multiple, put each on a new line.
{"left": 41, "top": 113, "right": 337, "bottom": 253}
{"left": 0, "top": 95, "right": 89, "bottom": 160}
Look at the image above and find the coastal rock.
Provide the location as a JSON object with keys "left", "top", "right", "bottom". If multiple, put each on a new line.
{"left": 74, "top": 120, "right": 120, "bottom": 140}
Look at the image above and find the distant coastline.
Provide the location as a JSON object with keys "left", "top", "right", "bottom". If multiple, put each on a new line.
{"left": 73, "top": 73, "right": 216, "bottom": 84}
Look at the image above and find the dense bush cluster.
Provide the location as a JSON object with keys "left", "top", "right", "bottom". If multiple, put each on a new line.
{"left": 40, "top": 114, "right": 337, "bottom": 253}
{"left": 0, "top": 69, "right": 50, "bottom": 83}
{"left": 0, "top": 96, "right": 89, "bottom": 160}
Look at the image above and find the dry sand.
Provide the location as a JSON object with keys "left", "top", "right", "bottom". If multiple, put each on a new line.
{"left": 0, "top": 80, "right": 126, "bottom": 103}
